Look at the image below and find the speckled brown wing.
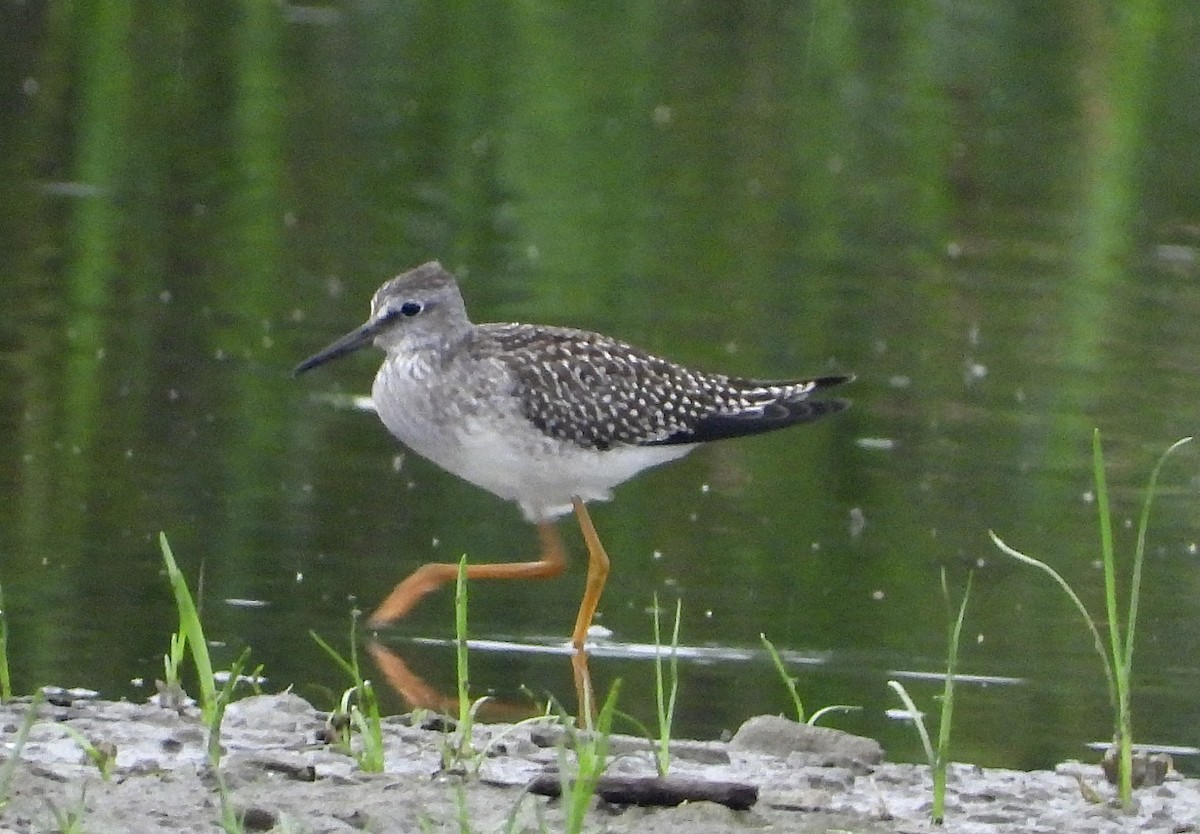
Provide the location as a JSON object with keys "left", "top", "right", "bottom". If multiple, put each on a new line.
{"left": 476, "top": 323, "right": 850, "bottom": 451}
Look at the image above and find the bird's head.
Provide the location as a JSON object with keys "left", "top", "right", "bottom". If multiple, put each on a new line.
{"left": 293, "top": 261, "right": 470, "bottom": 375}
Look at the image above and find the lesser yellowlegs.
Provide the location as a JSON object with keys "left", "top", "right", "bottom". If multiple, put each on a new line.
{"left": 295, "top": 262, "right": 851, "bottom": 649}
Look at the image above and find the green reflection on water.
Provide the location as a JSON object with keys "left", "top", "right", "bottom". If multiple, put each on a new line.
{"left": 1, "top": 1, "right": 1198, "bottom": 773}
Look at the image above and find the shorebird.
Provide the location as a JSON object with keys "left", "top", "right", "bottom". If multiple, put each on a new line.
{"left": 295, "top": 262, "right": 850, "bottom": 649}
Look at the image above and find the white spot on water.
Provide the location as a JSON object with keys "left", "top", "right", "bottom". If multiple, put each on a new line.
{"left": 586, "top": 624, "right": 613, "bottom": 641}
{"left": 225, "top": 598, "right": 268, "bottom": 608}
{"left": 856, "top": 437, "right": 895, "bottom": 451}
{"left": 849, "top": 507, "right": 866, "bottom": 538}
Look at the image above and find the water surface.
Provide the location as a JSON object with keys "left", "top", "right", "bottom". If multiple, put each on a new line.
{"left": 3, "top": 2, "right": 1200, "bottom": 773}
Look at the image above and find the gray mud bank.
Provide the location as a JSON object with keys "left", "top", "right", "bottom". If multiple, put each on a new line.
{"left": 1, "top": 692, "right": 1197, "bottom": 833}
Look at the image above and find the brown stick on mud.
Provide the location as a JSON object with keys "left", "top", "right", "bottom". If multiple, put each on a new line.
{"left": 527, "top": 773, "right": 758, "bottom": 811}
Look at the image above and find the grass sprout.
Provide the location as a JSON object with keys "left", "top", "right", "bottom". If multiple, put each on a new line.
{"left": 0, "top": 689, "right": 43, "bottom": 809}
{"left": 934, "top": 568, "right": 972, "bottom": 822}
{"left": 760, "top": 634, "right": 859, "bottom": 725}
{"left": 0, "top": 584, "right": 10, "bottom": 701}
{"left": 45, "top": 785, "right": 88, "bottom": 834}
{"left": 162, "top": 629, "right": 187, "bottom": 697}
{"left": 760, "top": 633, "right": 805, "bottom": 721}
{"left": 561, "top": 680, "right": 621, "bottom": 834}
{"left": 990, "top": 431, "right": 1191, "bottom": 809}
{"left": 651, "top": 594, "right": 681, "bottom": 776}
{"left": 159, "top": 532, "right": 255, "bottom": 769}
{"left": 310, "top": 615, "right": 385, "bottom": 773}
{"left": 888, "top": 680, "right": 933, "bottom": 762}
{"left": 159, "top": 532, "right": 217, "bottom": 721}
{"left": 449, "top": 554, "right": 481, "bottom": 770}
{"left": 888, "top": 567, "right": 972, "bottom": 825}
{"left": 60, "top": 725, "right": 117, "bottom": 780}
{"left": 421, "top": 555, "right": 496, "bottom": 774}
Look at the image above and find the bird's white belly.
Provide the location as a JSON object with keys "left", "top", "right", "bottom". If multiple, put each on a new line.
{"left": 450, "top": 422, "right": 692, "bottom": 520}
{"left": 372, "top": 353, "right": 693, "bottom": 521}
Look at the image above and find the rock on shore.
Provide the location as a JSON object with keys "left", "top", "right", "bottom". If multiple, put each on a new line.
{"left": 1, "top": 692, "right": 1197, "bottom": 833}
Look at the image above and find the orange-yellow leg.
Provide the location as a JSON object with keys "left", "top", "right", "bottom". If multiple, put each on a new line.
{"left": 569, "top": 497, "right": 610, "bottom": 651}
{"left": 367, "top": 520, "right": 568, "bottom": 628}
{"left": 569, "top": 498, "right": 609, "bottom": 728}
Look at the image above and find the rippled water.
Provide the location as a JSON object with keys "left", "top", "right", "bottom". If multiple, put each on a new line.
{"left": 3, "top": 3, "right": 1200, "bottom": 773}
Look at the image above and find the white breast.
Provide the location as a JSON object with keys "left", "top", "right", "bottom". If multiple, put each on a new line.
{"left": 371, "top": 352, "right": 694, "bottom": 521}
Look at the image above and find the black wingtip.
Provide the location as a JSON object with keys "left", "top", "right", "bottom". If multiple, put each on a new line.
{"left": 645, "top": 372, "right": 853, "bottom": 446}
{"left": 811, "top": 373, "right": 854, "bottom": 390}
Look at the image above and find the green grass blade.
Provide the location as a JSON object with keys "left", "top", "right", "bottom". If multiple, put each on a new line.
{"left": 164, "top": 630, "right": 187, "bottom": 688}
{"left": 807, "top": 704, "right": 861, "bottom": 724}
{"left": 564, "top": 680, "right": 621, "bottom": 834}
{"left": 0, "top": 689, "right": 43, "bottom": 806}
{"left": 652, "top": 595, "right": 681, "bottom": 777}
{"left": 310, "top": 622, "right": 384, "bottom": 772}
{"left": 209, "top": 647, "right": 253, "bottom": 766}
{"left": 61, "top": 725, "right": 116, "bottom": 781}
{"left": 887, "top": 680, "right": 934, "bottom": 764}
{"left": 760, "top": 633, "right": 805, "bottom": 723}
{"left": 992, "top": 435, "right": 1191, "bottom": 815}
{"left": 1125, "top": 436, "right": 1192, "bottom": 671}
{"left": 0, "top": 584, "right": 10, "bottom": 701}
{"left": 1092, "top": 431, "right": 1125, "bottom": 688}
{"left": 455, "top": 555, "right": 470, "bottom": 731}
{"left": 937, "top": 571, "right": 971, "bottom": 761}
{"left": 352, "top": 679, "right": 385, "bottom": 772}
{"left": 310, "top": 630, "right": 358, "bottom": 679}
{"left": 159, "top": 532, "right": 217, "bottom": 720}
{"left": 989, "top": 530, "right": 1118, "bottom": 706}
{"left": 933, "top": 569, "right": 972, "bottom": 824}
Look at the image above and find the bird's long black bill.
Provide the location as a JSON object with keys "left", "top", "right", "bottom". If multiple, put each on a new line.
{"left": 292, "top": 320, "right": 377, "bottom": 376}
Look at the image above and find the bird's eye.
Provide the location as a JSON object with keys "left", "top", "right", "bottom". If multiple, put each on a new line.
{"left": 399, "top": 301, "right": 423, "bottom": 317}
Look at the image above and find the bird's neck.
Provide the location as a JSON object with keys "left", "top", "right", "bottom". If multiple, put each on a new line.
{"left": 390, "top": 324, "right": 474, "bottom": 366}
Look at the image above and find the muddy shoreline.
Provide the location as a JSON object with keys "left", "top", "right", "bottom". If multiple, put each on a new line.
{"left": 1, "top": 691, "right": 1197, "bottom": 833}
